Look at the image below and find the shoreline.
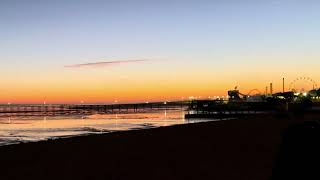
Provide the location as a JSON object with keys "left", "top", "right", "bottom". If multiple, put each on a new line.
{"left": 0, "top": 118, "right": 217, "bottom": 147}
{"left": 0, "top": 110, "right": 187, "bottom": 146}
{"left": 0, "top": 114, "right": 317, "bottom": 180}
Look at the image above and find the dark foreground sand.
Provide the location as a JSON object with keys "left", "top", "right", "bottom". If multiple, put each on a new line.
{"left": 0, "top": 115, "right": 319, "bottom": 180}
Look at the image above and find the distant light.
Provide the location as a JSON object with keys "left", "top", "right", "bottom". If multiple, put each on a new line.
{"left": 164, "top": 101, "right": 167, "bottom": 105}
{"left": 188, "top": 96, "right": 194, "bottom": 100}
{"left": 303, "top": 92, "right": 307, "bottom": 96}
{"left": 7, "top": 102, "right": 11, "bottom": 105}
{"left": 145, "top": 102, "right": 149, "bottom": 104}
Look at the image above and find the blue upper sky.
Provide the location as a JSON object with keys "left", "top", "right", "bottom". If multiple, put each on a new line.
{"left": 1, "top": 0, "right": 319, "bottom": 64}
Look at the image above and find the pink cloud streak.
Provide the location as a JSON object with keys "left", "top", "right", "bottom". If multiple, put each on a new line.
{"left": 65, "top": 59, "right": 148, "bottom": 68}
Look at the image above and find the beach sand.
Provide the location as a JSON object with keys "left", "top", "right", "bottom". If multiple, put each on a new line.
{"left": 0, "top": 115, "right": 317, "bottom": 180}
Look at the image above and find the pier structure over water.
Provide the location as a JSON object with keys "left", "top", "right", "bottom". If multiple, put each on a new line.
{"left": 185, "top": 100, "right": 276, "bottom": 119}
{"left": 185, "top": 99, "right": 320, "bottom": 119}
{"left": 0, "top": 101, "right": 189, "bottom": 116}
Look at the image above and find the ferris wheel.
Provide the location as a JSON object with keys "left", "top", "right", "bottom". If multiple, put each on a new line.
{"left": 289, "top": 76, "right": 317, "bottom": 93}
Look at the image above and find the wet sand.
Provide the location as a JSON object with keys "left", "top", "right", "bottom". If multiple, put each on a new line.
{"left": 0, "top": 115, "right": 316, "bottom": 180}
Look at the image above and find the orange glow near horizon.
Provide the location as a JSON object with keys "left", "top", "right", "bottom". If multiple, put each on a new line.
{"left": 1, "top": 54, "right": 320, "bottom": 104}
{"left": 1, "top": 72, "right": 318, "bottom": 104}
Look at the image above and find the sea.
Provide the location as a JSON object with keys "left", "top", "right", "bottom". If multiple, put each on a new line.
{"left": 0, "top": 108, "right": 213, "bottom": 146}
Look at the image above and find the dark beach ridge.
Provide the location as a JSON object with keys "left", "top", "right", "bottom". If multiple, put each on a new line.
{"left": 0, "top": 114, "right": 319, "bottom": 180}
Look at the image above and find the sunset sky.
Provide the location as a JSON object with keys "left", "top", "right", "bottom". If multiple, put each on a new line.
{"left": 1, "top": 0, "right": 320, "bottom": 103}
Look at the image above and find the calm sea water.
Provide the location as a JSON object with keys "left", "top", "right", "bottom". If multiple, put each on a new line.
{"left": 0, "top": 110, "right": 213, "bottom": 146}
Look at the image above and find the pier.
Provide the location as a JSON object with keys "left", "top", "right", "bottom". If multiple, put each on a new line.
{"left": 0, "top": 101, "right": 189, "bottom": 116}
{"left": 185, "top": 100, "right": 276, "bottom": 119}
{"left": 185, "top": 99, "right": 320, "bottom": 119}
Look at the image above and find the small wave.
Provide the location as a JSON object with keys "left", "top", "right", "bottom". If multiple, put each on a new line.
{"left": 78, "top": 127, "right": 110, "bottom": 133}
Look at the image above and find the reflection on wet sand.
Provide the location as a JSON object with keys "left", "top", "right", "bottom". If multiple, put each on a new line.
{"left": 0, "top": 110, "right": 212, "bottom": 146}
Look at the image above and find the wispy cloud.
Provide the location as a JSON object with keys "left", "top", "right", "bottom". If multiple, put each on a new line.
{"left": 65, "top": 59, "right": 148, "bottom": 68}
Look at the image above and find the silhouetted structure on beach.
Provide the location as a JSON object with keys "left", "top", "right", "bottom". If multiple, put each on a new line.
{"left": 187, "top": 86, "right": 320, "bottom": 119}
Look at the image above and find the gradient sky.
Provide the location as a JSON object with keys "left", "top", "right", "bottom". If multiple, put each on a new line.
{"left": 1, "top": 0, "right": 320, "bottom": 103}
